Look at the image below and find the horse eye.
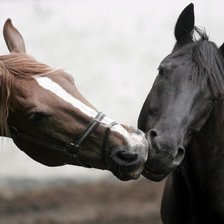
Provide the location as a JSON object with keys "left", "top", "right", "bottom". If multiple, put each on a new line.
{"left": 158, "top": 67, "right": 164, "bottom": 76}
{"left": 149, "top": 108, "right": 158, "bottom": 117}
{"left": 158, "top": 63, "right": 172, "bottom": 76}
{"left": 28, "top": 112, "right": 49, "bottom": 123}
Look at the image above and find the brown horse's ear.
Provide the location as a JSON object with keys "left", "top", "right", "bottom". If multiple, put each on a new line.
{"left": 219, "top": 43, "right": 224, "bottom": 58}
{"left": 174, "top": 3, "right": 195, "bottom": 43}
{"left": 3, "top": 19, "right": 26, "bottom": 53}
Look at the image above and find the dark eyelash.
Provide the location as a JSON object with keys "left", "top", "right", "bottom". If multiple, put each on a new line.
{"left": 149, "top": 108, "right": 158, "bottom": 116}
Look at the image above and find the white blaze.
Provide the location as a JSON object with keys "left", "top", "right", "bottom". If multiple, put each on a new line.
{"left": 34, "top": 77, "right": 145, "bottom": 147}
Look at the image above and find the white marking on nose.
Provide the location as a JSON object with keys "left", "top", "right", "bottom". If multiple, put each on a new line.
{"left": 34, "top": 76, "right": 97, "bottom": 118}
{"left": 34, "top": 76, "right": 145, "bottom": 148}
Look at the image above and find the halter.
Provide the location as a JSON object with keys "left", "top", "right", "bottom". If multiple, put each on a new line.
{"left": 9, "top": 111, "right": 117, "bottom": 168}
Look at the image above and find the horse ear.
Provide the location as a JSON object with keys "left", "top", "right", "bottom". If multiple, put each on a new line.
{"left": 219, "top": 43, "right": 224, "bottom": 58}
{"left": 174, "top": 3, "right": 195, "bottom": 43}
{"left": 3, "top": 19, "right": 26, "bottom": 53}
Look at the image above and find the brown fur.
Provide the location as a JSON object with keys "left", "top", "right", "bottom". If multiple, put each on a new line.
{"left": 0, "top": 53, "right": 54, "bottom": 136}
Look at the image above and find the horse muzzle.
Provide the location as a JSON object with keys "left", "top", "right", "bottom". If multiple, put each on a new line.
{"left": 107, "top": 131, "right": 148, "bottom": 181}
{"left": 142, "top": 129, "right": 185, "bottom": 181}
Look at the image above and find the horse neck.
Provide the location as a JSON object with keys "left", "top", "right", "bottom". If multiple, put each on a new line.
{"left": 181, "top": 98, "right": 224, "bottom": 190}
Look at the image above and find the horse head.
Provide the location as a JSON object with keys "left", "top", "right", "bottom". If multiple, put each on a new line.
{"left": 0, "top": 19, "right": 148, "bottom": 181}
{"left": 138, "top": 3, "right": 224, "bottom": 181}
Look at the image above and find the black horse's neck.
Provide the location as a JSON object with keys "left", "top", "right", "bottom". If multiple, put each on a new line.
{"left": 185, "top": 97, "right": 224, "bottom": 179}
{"left": 169, "top": 98, "right": 224, "bottom": 223}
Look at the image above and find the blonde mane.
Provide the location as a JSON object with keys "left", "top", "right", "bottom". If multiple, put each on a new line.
{"left": 0, "top": 53, "right": 54, "bottom": 136}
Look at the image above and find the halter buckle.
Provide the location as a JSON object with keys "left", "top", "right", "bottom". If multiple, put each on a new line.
{"left": 66, "top": 142, "right": 80, "bottom": 158}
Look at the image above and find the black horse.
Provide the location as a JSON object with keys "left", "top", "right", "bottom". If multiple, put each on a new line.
{"left": 138, "top": 4, "right": 224, "bottom": 224}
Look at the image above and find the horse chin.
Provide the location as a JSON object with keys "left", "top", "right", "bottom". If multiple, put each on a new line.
{"left": 112, "top": 169, "right": 142, "bottom": 181}
{"left": 109, "top": 162, "right": 145, "bottom": 181}
{"left": 142, "top": 163, "right": 169, "bottom": 182}
{"left": 142, "top": 170, "right": 167, "bottom": 182}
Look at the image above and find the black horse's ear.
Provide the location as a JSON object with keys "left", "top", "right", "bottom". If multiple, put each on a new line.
{"left": 219, "top": 43, "right": 224, "bottom": 58}
{"left": 174, "top": 3, "right": 195, "bottom": 43}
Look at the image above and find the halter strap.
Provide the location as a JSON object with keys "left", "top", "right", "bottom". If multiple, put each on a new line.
{"left": 101, "top": 121, "right": 118, "bottom": 169}
{"left": 66, "top": 112, "right": 105, "bottom": 157}
{"left": 9, "top": 111, "right": 115, "bottom": 168}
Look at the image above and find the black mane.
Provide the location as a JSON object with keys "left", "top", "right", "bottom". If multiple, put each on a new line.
{"left": 175, "top": 27, "right": 224, "bottom": 97}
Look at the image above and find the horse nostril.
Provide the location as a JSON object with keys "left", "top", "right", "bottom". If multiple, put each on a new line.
{"left": 149, "top": 129, "right": 158, "bottom": 138}
{"left": 115, "top": 151, "right": 138, "bottom": 162}
{"left": 173, "top": 146, "right": 185, "bottom": 166}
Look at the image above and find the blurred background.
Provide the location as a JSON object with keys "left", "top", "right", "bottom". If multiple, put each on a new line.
{"left": 0, "top": 0, "right": 223, "bottom": 223}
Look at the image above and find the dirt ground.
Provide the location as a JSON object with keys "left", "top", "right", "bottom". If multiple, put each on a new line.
{"left": 0, "top": 179, "right": 164, "bottom": 224}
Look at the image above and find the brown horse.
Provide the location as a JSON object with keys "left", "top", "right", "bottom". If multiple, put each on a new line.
{"left": 0, "top": 19, "right": 148, "bottom": 181}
